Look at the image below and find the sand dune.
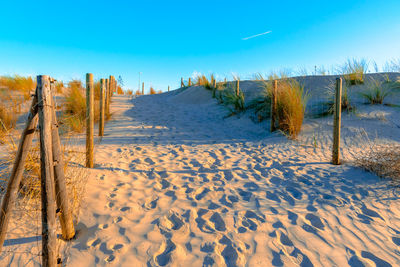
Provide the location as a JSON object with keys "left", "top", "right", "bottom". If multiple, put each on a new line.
{"left": 65, "top": 78, "right": 400, "bottom": 267}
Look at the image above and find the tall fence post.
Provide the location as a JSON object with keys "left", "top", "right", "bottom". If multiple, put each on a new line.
{"left": 0, "top": 92, "right": 39, "bottom": 253}
{"left": 49, "top": 79, "right": 75, "bottom": 241}
{"left": 168, "top": 85, "right": 170, "bottom": 92}
{"left": 332, "top": 77, "right": 342, "bottom": 165}
{"left": 271, "top": 80, "right": 278, "bottom": 132}
{"left": 105, "top": 78, "right": 109, "bottom": 116}
{"left": 99, "top": 78, "right": 105, "bottom": 137}
{"left": 188, "top": 78, "right": 192, "bottom": 86}
{"left": 236, "top": 79, "right": 240, "bottom": 96}
{"left": 181, "top": 78, "right": 184, "bottom": 87}
{"left": 37, "top": 75, "right": 57, "bottom": 267}
{"left": 213, "top": 79, "right": 217, "bottom": 88}
{"left": 86, "top": 73, "right": 94, "bottom": 168}
{"left": 142, "top": 82, "right": 144, "bottom": 95}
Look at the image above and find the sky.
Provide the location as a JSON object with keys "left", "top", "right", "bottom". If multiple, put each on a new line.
{"left": 0, "top": 0, "right": 400, "bottom": 92}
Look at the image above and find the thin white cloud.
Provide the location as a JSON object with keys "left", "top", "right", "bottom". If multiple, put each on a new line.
{"left": 242, "top": 30, "right": 272, "bottom": 40}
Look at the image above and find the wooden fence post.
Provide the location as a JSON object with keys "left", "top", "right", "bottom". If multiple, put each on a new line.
{"left": 99, "top": 79, "right": 105, "bottom": 137}
{"left": 168, "top": 85, "right": 170, "bottom": 92}
{"left": 332, "top": 77, "right": 342, "bottom": 165}
{"left": 213, "top": 79, "right": 217, "bottom": 88}
{"left": 188, "top": 78, "right": 192, "bottom": 86}
{"left": 37, "top": 75, "right": 57, "bottom": 267}
{"left": 270, "top": 80, "right": 278, "bottom": 132}
{"left": 49, "top": 79, "right": 75, "bottom": 241}
{"left": 181, "top": 78, "right": 184, "bottom": 87}
{"left": 0, "top": 92, "right": 39, "bottom": 253}
{"left": 236, "top": 79, "right": 240, "bottom": 96}
{"left": 142, "top": 82, "right": 144, "bottom": 95}
{"left": 105, "top": 78, "right": 109, "bottom": 116}
{"left": 86, "top": 73, "right": 94, "bottom": 168}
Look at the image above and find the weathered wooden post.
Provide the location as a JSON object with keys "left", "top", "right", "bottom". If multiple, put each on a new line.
{"left": 142, "top": 82, "right": 144, "bottom": 95}
{"left": 188, "top": 78, "right": 192, "bottom": 86}
{"left": 236, "top": 79, "right": 240, "bottom": 96}
{"left": 270, "top": 80, "right": 278, "bottom": 132}
{"left": 168, "top": 85, "right": 170, "bottom": 92}
{"left": 213, "top": 79, "right": 217, "bottom": 88}
{"left": 105, "top": 78, "right": 109, "bottom": 116}
{"left": 99, "top": 78, "right": 106, "bottom": 137}
{"left": 0, "top": 92, "right": 38, "bottom": 253}
{"left": 49, "top": 79, "right": 75, "bottom": 241}
{"left": 181, "top": 78, "right": 184, "bottom": 87}
{"left": 37, "top": 75, "right": 57, "bottom": 267}
{"left": 86, "top": 73, "right": 94, "bottom": 168}
{"left": 332, "top": 77, "right": 342, "bottom": 165}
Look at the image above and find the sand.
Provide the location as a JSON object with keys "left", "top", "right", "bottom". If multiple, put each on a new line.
{"left": 63, "top": 77, "right": 400, "bottom": 267}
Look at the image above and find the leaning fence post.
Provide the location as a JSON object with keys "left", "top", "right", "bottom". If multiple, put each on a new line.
{"left": 99, "top": 78, "right": 105, "bottom": 137}
{"left": 271, "top": 80, "right": 278, "bottom": 132}
{"left": 49, "top": 79, "right": 75, "bottom": 240}
{"left": 332, "top": 77, "right": 342, "bottom": 165}
{"left": 37, "top": 75, "right": 57, "bottom": 267}
{"left": 0, "top": 92, "right": 39, "bottom": 253}
{"left": 86, "top": 73, "right": 94, "bottom": 168}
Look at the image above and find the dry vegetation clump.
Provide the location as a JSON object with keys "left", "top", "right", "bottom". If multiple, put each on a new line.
{"left": 319, "top": 80, "right": 353, "bottom": 117}
{"left": 135, "top": 89, "right": 142, "bottom": 96}
{"left": 222, "top": 86, "right": 245, "bottom": 116}
{"left": 117, "top": 85, "right": 124, "bottom": 95}
{"left": 275, "top": 79, "right": 308, "bottom": 139}
{"left": 126, "top": 89, "right": 133, "bottom": 95}
{"left": 62, "top": 80, "right": 86, "bottom": 133}
{"left": 342, "top": 58, "right": 368, "bottom": 85}
{"left": 149, "top": 87, "right": 157, "bottom": 95}
{"left": 196, "top": 74, "right": 216, "bottom": 90}
{"left": 355, "top": 144, "right": 400, "bottom": 180}
{"left": 0, "top": 75, "right": 36, "bottom": 100}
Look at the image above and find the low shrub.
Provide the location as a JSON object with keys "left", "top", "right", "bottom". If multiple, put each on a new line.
{"left": 149, "top": 87, "right": 156, "bottom": 95}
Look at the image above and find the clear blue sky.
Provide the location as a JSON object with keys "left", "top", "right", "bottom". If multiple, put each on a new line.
{"left": 1, "top": 0, "right": 399, "bottom": 92}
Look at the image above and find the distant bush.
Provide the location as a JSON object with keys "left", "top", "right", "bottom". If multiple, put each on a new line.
{"left": 117, "top": 86, "right": 123, "bottom": 95}
{"left": 135, "top": 90, "right": 142, "bottom": 96}
{"left": 361, "top": 78, "right": 391, "bottom": 104}
{"left": 126, "top": 90, "right": 133, "bottom": 95}
{"left": 341, "top": 58, "right": 368, "bottom": 85}
{"left": 149, "top": 87, "right": 156, "bottom": 95}
{"left": 0, "top": 75, "right": 35, "bottom": 100}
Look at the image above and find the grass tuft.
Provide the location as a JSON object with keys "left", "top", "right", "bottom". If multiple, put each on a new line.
{"left": 341, "top": 58, "right": 369, "bottom": 85}
{"left": 360, "top": 78, "right": 391, "bottom": 104}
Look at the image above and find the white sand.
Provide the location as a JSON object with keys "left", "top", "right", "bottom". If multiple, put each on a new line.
{"left": 64, "top": 81, "right": 400, "bottom": 267}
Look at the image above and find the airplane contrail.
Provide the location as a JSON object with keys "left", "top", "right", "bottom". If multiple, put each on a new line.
{"left": 242, "top": 30, "right": 272, "bottom": 40}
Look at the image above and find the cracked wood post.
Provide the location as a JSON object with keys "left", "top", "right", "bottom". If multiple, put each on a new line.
{"left": 0, "top": 91, "right": 38, "bottom": 253}
{"left": 332, "top": 77, "right": 342, "bottom": 165}
{"left": 38, "top": 75, "right": 57, "bottom": 267}
{"left": 236, "top": 79, "right": 240, "bottom": 96}
{"left": 99, "top": 78, "right": 105, "bottom": 137}
{"left": 49, "top": 79, "right": 75, "bottom": 241}
{"left": 105, "top": 78, "right": 110, "bottom": 117}
{"left": 86, "top": 73, "right": 94, "bottom": 168}
{"left": 270, "top": 80, "right": 278, "bottom": 132}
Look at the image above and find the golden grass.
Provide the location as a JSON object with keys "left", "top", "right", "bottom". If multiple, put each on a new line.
{"left": 126, "top": 90, "right": 133, "bottom": 95}
{"left": 0, "top": 75, "right": 35, "bottom": 100}
{"left": 276, "top": 79, "right": 308, "bottom": 139}
{"left": 149, "top": 87, "right": 156, "bottom": 95}
{"left": 342, "top": 58, "right": 368, "bottom": 85}
{"left": 135, "top": 90, "right": 142, "bottom": 96}
{"left": 117, "top": 86, "right": 124, "bottom": 95}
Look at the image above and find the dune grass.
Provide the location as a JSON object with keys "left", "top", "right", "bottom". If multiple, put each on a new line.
{"left": 0, "top": 75, "right": 36, "bottom": 100}
{"left": 126, "top": 90, "right": 133, "bottom": 95}
{"left": 361, "top": 78, "right": 392, "bottom": 104}
{"left": 342, "top": 58, "right": 369, "bottom": 85}
{"left": 196, "top": 74, "right": 216, "bottom": 90}
{"left": 222, "top": 87, "right": 245, "bottom": 116}
{"left": 150, "top": 87, "right": 156, "bottom": 95}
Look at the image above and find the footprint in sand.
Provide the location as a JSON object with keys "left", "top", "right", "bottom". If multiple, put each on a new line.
{"left": 154, "top": 239, "right": 176, "bottom": 266}
{"left": 113, "top": 216, "right": 123, "bottom": 223}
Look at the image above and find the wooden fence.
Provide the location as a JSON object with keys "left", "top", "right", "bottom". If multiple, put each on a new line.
{"left": 0, "top": 73, "right": 115, "bottom": 266}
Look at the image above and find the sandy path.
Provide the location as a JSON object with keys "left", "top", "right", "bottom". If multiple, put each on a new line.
{"left": 66, "top": 93, "right": 400, "bottom": 267}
